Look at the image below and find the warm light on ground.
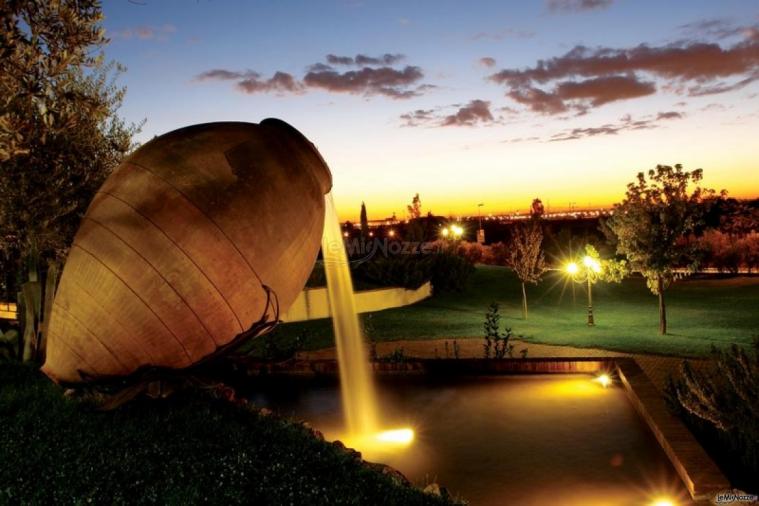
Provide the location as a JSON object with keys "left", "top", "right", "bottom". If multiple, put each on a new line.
{"left": 337, "top": 427, "right": 416, "bottom": 457}
{"left": 595, "top": 373, "right": 612, "bottom": 388}
{"left": 375, "top": 428, "right": 415, "bottom": 445}
{"left": 650, "top": 498, "right": 676, "bottom": 506}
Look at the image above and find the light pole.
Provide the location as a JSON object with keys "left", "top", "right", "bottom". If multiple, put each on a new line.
{"left": 565, "top": 256, "right": 601, "bottom": 326}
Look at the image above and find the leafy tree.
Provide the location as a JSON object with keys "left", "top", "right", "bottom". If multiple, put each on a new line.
{"left": 530, "top": 197, "right": 544, "bottom": 219}
{"left": 581, "top": 244, "right": 628, "bottom": 283}
{"left": 359, "top": 201, "right": 369, "bottom": 238}
{"left": 406, "top": 193, "right": 422, "bottom": 220}
{"left": 0, "top": 0, "right": 139, "bottom": 361}
{"left": 606, "top": 165, "right": 717, "bottom": 334}
{"left": 405, "top": 193, "right": 425, "bottom": 241}
{"left": 507, "top": 219, "right": 546, "bottom": 319}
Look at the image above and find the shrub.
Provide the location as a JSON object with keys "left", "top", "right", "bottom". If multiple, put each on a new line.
{"left": 353, "top": 248, "right": 474, "bottom": 293}
{"left": 483, "top": 303, "right": 514, "bottom": 359}
{"left": 665, "top": 339, "right": 759, "bottom": 492}
{"left": 353, "top": 255, "right": 432, "bottom": 289}
{"left": 428, "top": 250, "right": 475, "bottom": 292}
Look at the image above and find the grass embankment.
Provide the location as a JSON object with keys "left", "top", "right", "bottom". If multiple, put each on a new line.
{"left": 0, "top": 364, "right": 454, "bottom": 505}
{"left": 261, "top": 266, "right": 759, "bottom": 358}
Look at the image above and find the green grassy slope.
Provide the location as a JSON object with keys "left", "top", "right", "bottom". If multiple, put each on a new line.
{"left": 263, "top": 266, "right": 759, "bottom": 357}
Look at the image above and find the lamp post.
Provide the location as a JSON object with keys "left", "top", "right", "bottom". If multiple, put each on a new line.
{"left": 565, "top": 256, "right": 601, "bottom": 326}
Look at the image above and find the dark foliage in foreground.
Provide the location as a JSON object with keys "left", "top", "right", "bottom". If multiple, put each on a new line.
{"left": 0, "top": 364, "right": 456, "bottom": 505}
{"left": 665, "top": 338, "right": 759, "bottom": 493}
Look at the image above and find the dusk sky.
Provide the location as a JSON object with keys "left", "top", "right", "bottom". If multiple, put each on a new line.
{"left": 102, "top": 0, "right": 759, "bottom": 221}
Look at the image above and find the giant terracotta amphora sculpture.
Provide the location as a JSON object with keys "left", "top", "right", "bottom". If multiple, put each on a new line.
{"left": 42, "top": 119, "right": 332, "bottom": 383}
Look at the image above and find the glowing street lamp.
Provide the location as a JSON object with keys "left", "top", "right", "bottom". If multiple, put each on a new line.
{"left": 441, "top": 224, "right": 464, "bottom": 240}
{"left": 565, "top": 255, "right": 602, "bottom": 326}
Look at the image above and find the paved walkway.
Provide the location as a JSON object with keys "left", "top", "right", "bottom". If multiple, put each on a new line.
{"left": 298, "top": 338, "right": 711, "bottom": 392}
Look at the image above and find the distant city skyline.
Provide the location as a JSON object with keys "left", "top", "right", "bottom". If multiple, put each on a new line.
{"left": 103, "top": 0, "right": 759, "bottom": 221}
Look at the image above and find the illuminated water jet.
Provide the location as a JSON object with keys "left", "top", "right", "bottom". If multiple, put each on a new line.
{"left": 321, "top": 194, "right": 415, "bottom": 453}
{"left": 322, "top": 194, "right": 380, "bottom": 437}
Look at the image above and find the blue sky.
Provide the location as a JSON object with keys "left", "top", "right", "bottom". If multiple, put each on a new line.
{"left": 101, "top": 0, "right": 759, "bottom": 219}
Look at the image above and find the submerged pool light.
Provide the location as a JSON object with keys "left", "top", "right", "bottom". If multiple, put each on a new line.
{"left": 595, "top": 373, "right": 612, "bottom": 388}
{"left": 375, "top": 428, "right": 415, "bottom": 445}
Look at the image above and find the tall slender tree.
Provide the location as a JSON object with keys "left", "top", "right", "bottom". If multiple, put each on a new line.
{"left": 360, "top": 201, "right": 369, "bottom": 238}
{"left": 606, "top": 164, "right": 717, "bottom": 334}
{"left": 507, "top": 218, "right": 546, "bottom": 319}
{"left": 0, "top": 0, "right": 139, "bottom": 361}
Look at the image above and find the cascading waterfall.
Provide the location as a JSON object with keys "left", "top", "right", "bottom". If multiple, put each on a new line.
{"left": 321, "top": 193, "right": 380, "bottom": 436}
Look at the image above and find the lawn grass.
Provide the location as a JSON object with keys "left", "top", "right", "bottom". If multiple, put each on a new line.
{"left": 259, "top": 266, "right": 759, "bottom": 358}
{"left": 0, "top": 363, "right": 454, "bottom": 505}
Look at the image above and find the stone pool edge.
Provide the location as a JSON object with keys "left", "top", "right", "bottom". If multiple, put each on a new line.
{"left": 232, "top": 356, "right": 732, "bottom": 503}
{"left": 614, "top": 357, "right": 730, "bottom": 503}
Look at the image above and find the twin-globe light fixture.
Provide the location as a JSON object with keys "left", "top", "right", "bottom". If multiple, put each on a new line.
{"left": 565, "top": 255, "right": 603, "bottom": 326}
{"left": 566, "top": 255, "right": 602, "bottom": 275}
{"left": 440, "top": 224, "right": 464, "bottom": 239}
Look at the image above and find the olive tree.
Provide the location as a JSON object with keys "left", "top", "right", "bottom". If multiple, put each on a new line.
{"left": 0, "top": 0, "right": 139, "bottom": 361}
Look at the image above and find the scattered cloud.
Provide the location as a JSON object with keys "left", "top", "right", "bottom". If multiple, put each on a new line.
{"left": 479, "top": 57, "right": 497, "bottom": 68}
{"left": 194, "top": 53, "right": 429, "bottom": 99}
{"left": 471, "top": 28, "right": 535, "bottom": 41}
{"left": 303, "top": 65, "right": 424, "bottom": 98}
{"left": 399, "top": 109, "right": 437, "bottom": 127}
{"left": 503, "top": 136, "right": 540, "bottom": 143}
{"left": 442, "top": 100, "right": 495, "bottom": 126}
{"left": 548, "top": 111, "right": 684, "bottom": 141}
{"left": 326, "top": 53, "right": 405, "bottom": 66}
{"left": 489, "top": 32, "right": 759, "bottom": 114}
{"left": 110, "top": 24, "right": 176, "bottom": 41}
{"left": 401, "top": 100, "right": 498, "bottom": 127}
{"left": 547, "top": 0, "right": 613, "bottom": 13}
{"left": 655, "top": 111, "right": 683, "bottom": 120}
{"left": 678, "top": 18, "right": 759, "bottom": 41}
{"left": 700, "top": 103, "right": 728, "bottom": 112}
{"left": 237, "top": 72, "right": 304, "bottom": 94}
{"left": 195, "top": 69, "right": 256, "bottom": 81}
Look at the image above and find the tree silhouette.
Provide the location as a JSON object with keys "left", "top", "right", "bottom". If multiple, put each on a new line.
{"left": 530, "top": 198, "right": 544, "bottom": 219}
{"left": 360, "top": 202, "right": 369, "bottom": 238}
{"left": 407, "top": 193, "right": 422, "bottom": 219}
{"left": 606, "top": 164, "right": 717, "bottom": 334}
